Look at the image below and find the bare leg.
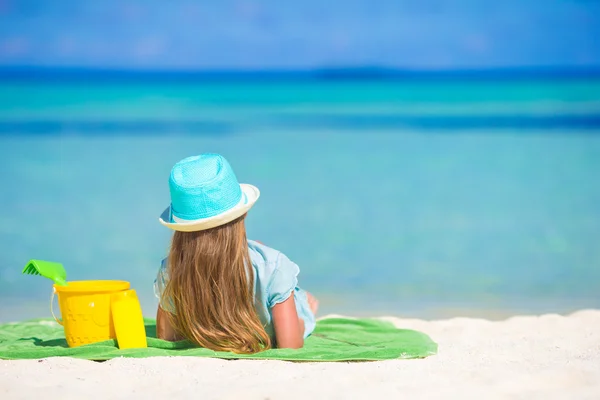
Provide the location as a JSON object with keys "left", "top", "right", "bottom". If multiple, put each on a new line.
{"left": 306, "top": 292, "right": 319, "bottom": 316}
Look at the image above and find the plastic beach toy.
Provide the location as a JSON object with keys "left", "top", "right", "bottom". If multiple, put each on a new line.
{"left": 51, "top": 280, "right": 131, "bottom": 347}
{"left": 22, "top": 259, "right": 147, "bottom": 349}
{"left": 111, "top": 289, "right": 148, "bottom": 349}
{"left": 22, "top": 259, "right": 68, "bottom": 286}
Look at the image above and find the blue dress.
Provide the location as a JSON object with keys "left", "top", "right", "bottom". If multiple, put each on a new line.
{"left": 153, "top": 239, "right": 316, "bottom": 340}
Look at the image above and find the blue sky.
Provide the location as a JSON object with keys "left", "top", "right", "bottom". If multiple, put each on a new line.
{"left": 0, "top": 0, "right": 599, "bottom": 70}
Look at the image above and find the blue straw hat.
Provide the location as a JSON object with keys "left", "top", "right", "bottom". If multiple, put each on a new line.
{"left": 159, "top": 153, "right": 259, "bottom": 232}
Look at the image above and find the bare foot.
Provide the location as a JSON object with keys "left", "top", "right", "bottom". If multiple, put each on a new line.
{"left": 306, "top": 292, "right": 319, "bottom": 316}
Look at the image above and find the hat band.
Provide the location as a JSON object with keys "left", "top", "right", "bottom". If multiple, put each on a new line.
{"left": 170, "top": 191, "right": 248, "bottom": 223}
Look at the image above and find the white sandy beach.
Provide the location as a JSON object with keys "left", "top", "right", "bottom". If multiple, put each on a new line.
{"left": 1, "top": 309, "right": 599, "bottom": 400}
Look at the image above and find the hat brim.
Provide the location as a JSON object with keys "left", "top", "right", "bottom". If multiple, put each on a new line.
{"left": 159, "top": 184, "right": 260, "bottom": 232}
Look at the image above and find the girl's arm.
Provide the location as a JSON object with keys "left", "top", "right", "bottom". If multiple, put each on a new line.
{"left": 156, "top": 306, "right": 180, "bottom": 341}
{"left": 271, "top": 293, "right": 304, "bottom": 349}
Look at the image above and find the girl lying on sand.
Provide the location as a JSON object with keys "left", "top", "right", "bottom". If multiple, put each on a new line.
{"left": 153, "top": 153, "right": 318, "bottom": 354}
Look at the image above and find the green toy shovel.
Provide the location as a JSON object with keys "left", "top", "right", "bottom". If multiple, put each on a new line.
{"left": 22, "top": 259, "right": 68, "bottom": 286}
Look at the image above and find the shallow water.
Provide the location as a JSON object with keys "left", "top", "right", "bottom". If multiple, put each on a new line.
{"left": 1, "top": 79, "right": 599, "bottom": 322}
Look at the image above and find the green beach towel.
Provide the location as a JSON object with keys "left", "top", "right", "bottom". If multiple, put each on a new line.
{"left": 0, "top": 317, "right": 437, "bottom": 362}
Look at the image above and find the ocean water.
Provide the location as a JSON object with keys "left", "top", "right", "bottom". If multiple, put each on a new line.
{"left": 1, "top": 78, "right": 599, "bottom": 322}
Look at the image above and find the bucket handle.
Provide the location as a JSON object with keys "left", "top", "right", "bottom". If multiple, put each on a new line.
{"left": 50, "top": 287, "right": 63, "bottom": 326}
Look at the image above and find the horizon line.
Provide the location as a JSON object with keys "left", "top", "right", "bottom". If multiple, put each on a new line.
{"left": 1, "top": 65, "right": 600, "bottom": 82}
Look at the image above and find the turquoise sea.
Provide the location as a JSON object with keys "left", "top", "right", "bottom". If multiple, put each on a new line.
{"left": 1, "top": 77, "right": 599, "bottom": 322}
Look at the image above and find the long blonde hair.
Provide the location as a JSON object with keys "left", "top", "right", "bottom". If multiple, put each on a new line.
{"left": 162, "top": 215, "right": 271, "bottom": 353}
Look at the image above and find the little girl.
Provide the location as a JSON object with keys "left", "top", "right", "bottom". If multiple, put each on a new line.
{"left": 153, "top": 153, "right": 318, "bottom": 353}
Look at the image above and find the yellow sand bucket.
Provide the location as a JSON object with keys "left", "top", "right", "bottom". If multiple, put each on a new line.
{"left": 51, "top": 280, "right": 130, "bottom": 347}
